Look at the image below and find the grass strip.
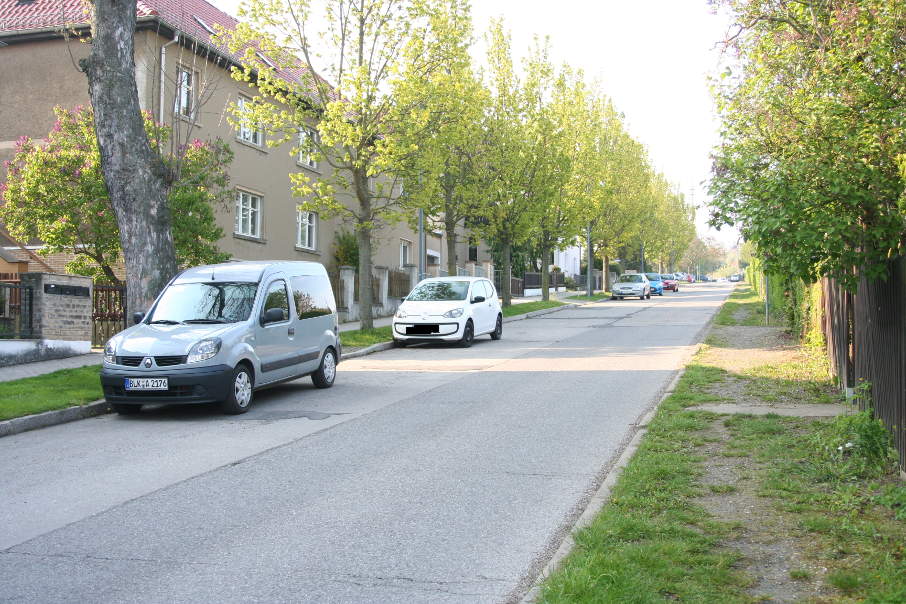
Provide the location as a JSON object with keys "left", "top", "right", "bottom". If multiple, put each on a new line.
{"left": 0, "top": 365, "right": 103, "bottom": 421}
{"left": 339, "top": 326, "right": 393, "bottom": 349}
{"left": 502, "top": 300, "right": 565, "bottom": 317}
{"left": 714, "top": 283, "right": 770, "bottom": 326}
{"left": 567, "top": 292, "right": 612, "bottom": 301}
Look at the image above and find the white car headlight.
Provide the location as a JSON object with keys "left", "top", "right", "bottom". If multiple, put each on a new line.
{"left": 187, "top": 338, "right": 222, "bottom": 363}
{"left": 395, "top": 308, "right": 407, "bottom": 319}
{"left": 442, "top": 308, "right": 464, "bottom": 319}
{"left": 104, "top": 340, "right": 116, "bottom": 364}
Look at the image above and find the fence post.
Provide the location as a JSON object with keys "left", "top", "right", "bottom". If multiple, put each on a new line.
{"left": 339, "top": 265, "right": 357, "bottom": 321}
{"left": 373, "top": 265, "right": 389, "bottom": 313}
{"left": 404, "top": 263, "right": 419, "bottom": 290}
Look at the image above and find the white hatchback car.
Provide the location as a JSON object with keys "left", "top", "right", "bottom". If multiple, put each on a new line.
{"left": 393, "top": 277, "right": 502, "bottom": 347}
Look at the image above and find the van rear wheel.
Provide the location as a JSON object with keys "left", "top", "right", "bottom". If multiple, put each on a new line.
{"left": 312, "top": 348, "right": 337, "bottom": 389}
{"left": 220, "top": 364, "right": 253, "bottom": 415}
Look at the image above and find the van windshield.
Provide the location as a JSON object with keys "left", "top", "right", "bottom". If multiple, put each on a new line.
{"left": 147, "top": 282, "right": 258, "bottom": 324}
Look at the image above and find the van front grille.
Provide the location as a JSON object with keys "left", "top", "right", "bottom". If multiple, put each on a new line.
{"left": 117, "top": 356, "right": 143, "bottom": 367}
{"left": 116, "top": 355, "right": 186, "bottom": 367}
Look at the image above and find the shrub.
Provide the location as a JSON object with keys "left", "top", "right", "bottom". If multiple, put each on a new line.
{"left": 809, "top": 410, "right": 897, "bottom": 481}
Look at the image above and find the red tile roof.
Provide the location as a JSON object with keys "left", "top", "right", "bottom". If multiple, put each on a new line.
{"left": 0, "top": 0, "right": 326, "bottom": 100}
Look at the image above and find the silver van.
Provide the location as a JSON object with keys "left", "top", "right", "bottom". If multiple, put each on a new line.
{"left": 100, "top": 261, "right": 341, "bottom": 415}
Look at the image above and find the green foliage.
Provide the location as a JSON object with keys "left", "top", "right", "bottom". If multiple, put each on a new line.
{"left": 808, "top": 411, "right": 897, "bottom": 482}
{"left": 332, "top": 230, "right": 359, "bottom": 269}
{"left": 339, "top": 327, "right": 393, "bottom": 349}
{"left": 710, "top": 1, "right": 906, "bottom": 290}
{"left": 0, "top": 106, "right": 230, "bottom": 283}
{"left": 873, "top": 484, "right": 906, "bottom": 520}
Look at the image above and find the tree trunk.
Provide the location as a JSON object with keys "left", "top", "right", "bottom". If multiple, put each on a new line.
{"left": 80, "top": 0, "right": 177, "bottom": 318}
{"left": 540, "top": 244, "right": 550, "bottom": 301}
{"left": 603, "top": 251, "right": 611, "bottom": 293}
{"left": 356, "top": 223, "right": 374, "bottom": 329}
{"left": 445, "top": 214, "right": 457, "bottom": 276}
{"left": 501, "top": 241, "right": 512, "bottom": 307}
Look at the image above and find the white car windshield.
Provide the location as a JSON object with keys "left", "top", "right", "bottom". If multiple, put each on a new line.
{"left": 618, "top": 275, "right": 643, "bottom": 283}
{"left": 407, "top": 281, "right": 470, "bottom": 301}
{"left": 147, "top": 282, "right": 258, "bottom": 324}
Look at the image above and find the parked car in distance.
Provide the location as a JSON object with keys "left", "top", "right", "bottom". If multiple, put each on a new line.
{"left": 729, "top": 274, "right": 741, "bottom": 282}
{"left": 686, "top": 273, "right": 695, "bottom": 283}
{"left": 662, "top": 274, "right": 679, "bottom": 292}
{"left": 611, "top": 273, "right": 651, "bottom": 300}
{"left": 645, "top": 272, "right": 665, "bottom": 296}
{"left": 100, "top": 261, "right": 341, "bottom": 416}
{"left": 393, "top": 277, "right": 502, "bottom": 348}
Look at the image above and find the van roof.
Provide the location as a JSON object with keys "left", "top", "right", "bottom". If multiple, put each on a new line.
{"left": 173, "top": 261, "right": 327, "bottom": 284}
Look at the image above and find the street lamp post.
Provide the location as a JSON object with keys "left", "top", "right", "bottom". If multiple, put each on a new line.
{"left": 586, "top": 223, "right": 593, "bottom": 297}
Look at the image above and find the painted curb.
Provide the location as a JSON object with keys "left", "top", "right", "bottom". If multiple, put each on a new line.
{"left": 0, "top": 399, "right": 110, "bottom": 438}
{"left": 339, "top": 341, "right": 395, "bottom": 360}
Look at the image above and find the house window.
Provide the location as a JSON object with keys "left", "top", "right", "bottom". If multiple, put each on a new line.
{"left": 298, "top": 127, "right": 319, "bottom": 169}
{"left": 296, "top": 210, "right": 317, "bottom": 250}
{"left": 400, "top": 239, "right": 411, "bottom": 267}
{"left": 468, "top": 245, "right": 478, "bottom": 262}
{"left": 237, "top": 96, "right": 262, "bottom": 146}
{"left": 235, "top": 191, "right": 261, "bottom": 238}
{"left": 175, "top": 65, "right": 195, "bottom": 119}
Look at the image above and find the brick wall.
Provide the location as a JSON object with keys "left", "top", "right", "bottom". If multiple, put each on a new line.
{"left": 18, "top": 272, "right": 92, "bottom": 342}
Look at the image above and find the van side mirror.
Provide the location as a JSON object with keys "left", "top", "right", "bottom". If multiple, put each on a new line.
{"left": 400, "top": 297, "right": 407, "bottom": 303}
{"left": 262, "top": 307, "right": 285, "bottom": 324}
{"left": 471, "top": 295, "right": 485, "bottom": 304}
{"left": 133, "top": 311, "right": 144, "bottom": 325}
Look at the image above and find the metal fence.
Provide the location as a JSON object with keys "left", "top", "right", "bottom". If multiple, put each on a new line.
{"left": 523, "top": 272, "right": 565, "bottom": 289}
{"left": 493, "top": 271, "right": 524, "bottom": 297}
{"left": 0, "top": 282, "right": 34, "bottom": 339}
{"left": 821, "top": 258, "right": 906, "bottom": 468}
{"left": 92, "top": 284, "right": 126, "bottom": 347}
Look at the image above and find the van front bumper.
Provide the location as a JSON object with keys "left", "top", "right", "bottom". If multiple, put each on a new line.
{"left": 100, "top": 364, "right": 233, "bottom": 405}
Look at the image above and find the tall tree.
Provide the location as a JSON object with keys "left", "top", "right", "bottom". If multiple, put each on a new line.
{"left": 223, "top": 0, "right": 467, "bottom": 328}
{"left": 478, "top": 24, "right": 554, "bottom": 306}
{"left": 78, "top": 0, "right": 178, "bottom": 315}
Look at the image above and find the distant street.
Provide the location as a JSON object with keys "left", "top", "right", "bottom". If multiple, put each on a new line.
{"left": 1, "top": 284, "right": 731, "bottom": 603}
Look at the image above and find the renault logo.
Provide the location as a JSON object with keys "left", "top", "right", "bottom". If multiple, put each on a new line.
{"left": 143, "top": 357, "right": 153, "bottom": 368}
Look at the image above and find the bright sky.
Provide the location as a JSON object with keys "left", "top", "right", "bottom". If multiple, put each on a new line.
{"left": 214, "top": 0, "right": 739, "bottom": 247}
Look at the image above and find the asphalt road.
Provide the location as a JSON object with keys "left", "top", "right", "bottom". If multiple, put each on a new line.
{"left": 0, "top": 283, "right": 731, "bottom": 603}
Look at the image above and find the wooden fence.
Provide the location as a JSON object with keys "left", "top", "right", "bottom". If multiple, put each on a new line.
{"left": 92, "top": 284, "right": 126, "bottom": 347}
{"left": 821, "top": 258, "right": 906, "bottom": 468}
{"left": 388, "top": 269, "right": 410, "bottom": 299}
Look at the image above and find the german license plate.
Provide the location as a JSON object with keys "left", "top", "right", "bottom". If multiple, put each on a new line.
{"left": 125, "top": 377, "right": 168, "bottom": 391}
{"left": 407, "top": 324, "right": 439, "bottom": 335}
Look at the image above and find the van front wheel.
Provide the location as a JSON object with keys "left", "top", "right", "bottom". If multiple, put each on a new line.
{"left": 312, "top": 348, "right": 337, "bottom": 389}
{"left": 220, "top": 364, "right": 254, "bottom": 415}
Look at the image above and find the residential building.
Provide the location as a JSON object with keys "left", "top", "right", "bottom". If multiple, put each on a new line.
{"left": 0, "top": 0, "right": 491, "bottom": 286}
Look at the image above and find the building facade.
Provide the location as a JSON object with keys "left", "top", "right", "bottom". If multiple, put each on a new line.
{"left": 0, "top": 0, "right": 490, "bottom": 285}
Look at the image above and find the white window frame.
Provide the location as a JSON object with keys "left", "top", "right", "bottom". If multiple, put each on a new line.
{"left": 298, "top": 127, "right": 319, "bottom": 169}
{"left": 237, "top": 96, "right": 262, "bottom": 146}
{"left": 400, "top": 239, "right": 412, "bottom": 268}
{"left": 234, "top": 191, "right": 261, "bottom": 238}
{"left": 296, "top": 210, "right": 317, "bottom": 250}
{"left": 174, "top": 65, "right": 195, "bottom": 119}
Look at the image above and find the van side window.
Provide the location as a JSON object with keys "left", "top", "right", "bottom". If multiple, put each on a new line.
{"left": 290, "top": 275, "right": 337, "bottom": 320}
{"left": 262, "top": 280, "right": 290, "bottom": 322}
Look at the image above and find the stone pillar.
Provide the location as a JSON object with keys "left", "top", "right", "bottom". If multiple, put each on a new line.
{"left": 2, "top": 273, "right": 93, "bottom": 366}
{"left": 466, "top": 261, "right": 477, "bottom": 276}
{"left": 404, "top": 264, "right": 419, "bottom": 290}
{"left": 373, "top": 265, "right": 389, "bottom": 312}
{"left": 339, "top": 265, "right": 357, "bottom": 321}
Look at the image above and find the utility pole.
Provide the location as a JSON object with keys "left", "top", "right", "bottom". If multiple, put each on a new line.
{"left": 417, "top": 207, "right": 426, "bottom": 280}
{"left": 586, "top": 223, "right": 593, "bottom": 297}
{"left": 640, "top": 242, "right": 646, "bottom": 273}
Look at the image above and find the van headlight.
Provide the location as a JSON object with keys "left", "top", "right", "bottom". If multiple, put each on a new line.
{"left": 187, "top": 338, "right": 222, "bottom": 363}
{"left": 442, "top": 308, "right": 464, "bottom": 318}
{"left": 104, "top": 340, "right": 116, "bottom": 364}
{"left": 395, "top": 308, "right": 407, "bottom": 319}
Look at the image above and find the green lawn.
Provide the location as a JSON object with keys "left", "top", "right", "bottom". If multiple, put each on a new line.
{"left": 0, "top": 365, "right": 103, "bottom": 421}
{"left": 502, "top": 300, "right": 565, "bottom": 317}
{"left": 714, "top": 283, "right": 772, "bottom": 326}
{"left": 339, "top": 326, "right": 394, "bottom": 349}
{"left": 568, "top": 292, "right": 612, "bottom": 302}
